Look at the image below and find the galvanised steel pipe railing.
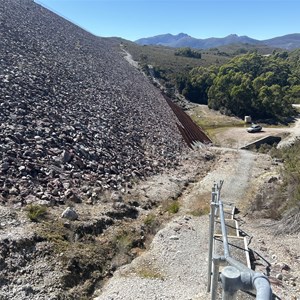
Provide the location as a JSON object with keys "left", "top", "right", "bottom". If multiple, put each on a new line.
{"left": 207, "top": 181, "right": 272, "bottom": 300}
{"left": 218, "top": 199, "right": 230, "bottom": 259}
{"left": 207, "top": 183, "right": 217, "bottom": 293}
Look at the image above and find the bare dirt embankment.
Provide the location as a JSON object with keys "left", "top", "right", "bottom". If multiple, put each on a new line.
{"left": 93, "top": 106, "right": 300, "bottom": 300}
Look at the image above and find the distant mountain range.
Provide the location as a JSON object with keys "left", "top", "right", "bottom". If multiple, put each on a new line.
{"left": 135, "top": 33, "right": 300, "bottom": 50}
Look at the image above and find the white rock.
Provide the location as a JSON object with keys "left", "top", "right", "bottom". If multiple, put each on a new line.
{"left": 276, "top": 273, "right": 283, "bottom": 280}
{"left": 61, "top": 207, "right": 78, "bottom": 220}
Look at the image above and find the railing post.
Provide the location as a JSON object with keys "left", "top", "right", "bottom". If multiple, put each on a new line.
{"left": 220, "top": 266, "right": 240, "bottom": 300}
{"left": 207, "top": 183, "right": 217, "bottom": 292}
{"left": 211, "top": 257, "right": 221, "bottom": 300}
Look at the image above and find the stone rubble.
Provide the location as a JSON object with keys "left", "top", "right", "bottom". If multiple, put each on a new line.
{"left": 0, "top": 0, "right": 187, "bottom": 208}
{"left": 0, "top": 0, "right": 191, "bottom": 299}
{"left": 61, "top": 206, "right": 78, "bottom": 220}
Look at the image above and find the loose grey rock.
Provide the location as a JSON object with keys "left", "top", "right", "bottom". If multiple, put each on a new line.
{"left": 62, "top": 150, "right": 73, "bottom": 163}
{"left": 65, "top": 189, "right": 81, "bottom": 203}
{"left": 281, "top": 263, "right": 291, "bottom": 271}
{"left": 0, "top": 0, "right": 187, "bottom": 212}
{"left": 61, "top": 207, "right": 78, "bottom": 220}
{"left": 276, "top": 273, "right": 283, "bottom": 280}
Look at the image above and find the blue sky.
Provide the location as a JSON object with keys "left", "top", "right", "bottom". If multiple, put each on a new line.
{"left": 35, "top": 0, "right": 299, "bottom": 41}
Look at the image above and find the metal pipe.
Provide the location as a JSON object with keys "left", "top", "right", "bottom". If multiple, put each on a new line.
{"left": 211, "top": 257, "right": 221, "bottom": 300}
{"left": 208, "top": 181, "right": 272, "bottom": 300}
{"left": 215, "top": 180, "right": 223, "bottom": 216}
{"left": 217, "top": 180, "right": 224, "bottom": 201}
{"left": 221, "top": 266, "right": 240, "bottom": 300}
{"left": 219, "top": 200, "right": 230, "bottom": 258}
{"left": 226, "top": 258, "right": 272, "bottom": 300}
{"left": 226, "top": 257, "right": 253, "bottom": 274}
{"left": 252, "top": 274, "right": 272, "bottom": 300}
{"left": 207, "top": 187, "right": 216, "bottom": 292}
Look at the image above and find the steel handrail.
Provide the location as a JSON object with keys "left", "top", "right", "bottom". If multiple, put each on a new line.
{"left": 207, "top": 181, "right": 272, "bottom": 300}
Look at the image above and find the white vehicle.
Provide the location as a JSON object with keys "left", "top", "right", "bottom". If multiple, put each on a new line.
{"left": 247, "top": 124, "right": 262, "bottom": 133}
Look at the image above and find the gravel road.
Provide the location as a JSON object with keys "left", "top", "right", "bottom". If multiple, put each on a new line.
{"left": 213, "top": 117, "right": 300, "bottom": 149}
{"left": 277, "top": 117, "right": 300, "bottom": 148}
{"left": 93, "top": 148, "right": 258, "bottom": 300}
{"left": 93, "top": 147, "right": 300, "bottom": 300}
{"left": 185, "top": 148, "right": 256, "bottom": 204}
{"left": 94, "top": 215, "right": 209, "bottom": 300}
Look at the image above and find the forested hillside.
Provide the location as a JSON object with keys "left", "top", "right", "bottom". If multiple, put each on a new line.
{"left": 177, "top": 50, "right": 300, "bottom": 121}
{"left": 125, "top": 39, "right": 299, "bottom": 121}
{"left": 123, "top": 41, "right": 277, "bottom": 97}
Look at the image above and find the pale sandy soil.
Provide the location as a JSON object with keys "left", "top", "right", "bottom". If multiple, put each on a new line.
{"left": 93, "top": 145, "right": 300, "bottom": 300}
{"left": 91, "top": 103, "right": 300, "bottom": 299}
{"left": 188, "top": 104, "right": 300, "bottom": 149}
{"left": 211, "top": 120, "right": 300, "bottom": 149}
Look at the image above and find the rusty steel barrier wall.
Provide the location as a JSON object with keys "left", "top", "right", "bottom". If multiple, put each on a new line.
{"left": 164, "top": 96, "right": 212, "bottom": 148}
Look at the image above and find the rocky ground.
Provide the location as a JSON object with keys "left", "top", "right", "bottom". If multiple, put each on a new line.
{"left": 1, "top": 143, "right": 299, "bottom": 300}
{"left": 93, "top": 147, "right": 300, "bottom": 300}
{"left": 0, "top": 146, "right": 214, "bottom": 300}
{"left": 1, "top": 1, "right": 300, "bottom": 300}
{"left": 0, "top": 0, "right": 187, "bottom": 209}
{"left": 0, "top": 0, "right": 196, "bottom": 298}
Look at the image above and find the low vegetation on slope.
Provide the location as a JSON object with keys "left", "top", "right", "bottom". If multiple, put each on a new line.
{"left": 122, "top": 40, "right": 232, "bottom": 96}
{"left": 124, "top": 40, "right": 277, "bottom": 98}
{"left": 126, "top": 41, "right": 299, "bottom": 121}
{"left": 249, "top": 140, "right": 300, "bottom": 234}
{"left": 272, "top": 141, "right": 300, "bottom": 234}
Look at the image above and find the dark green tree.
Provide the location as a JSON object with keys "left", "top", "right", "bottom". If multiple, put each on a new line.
{"left": 207, "top": 52, "right": 296, "bottom": 120}
{"left": 174, "top": 47, "right": 202, "bottom": 59}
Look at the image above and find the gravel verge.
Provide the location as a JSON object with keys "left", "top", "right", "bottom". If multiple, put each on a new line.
{"left": 94, "top": 215, "right": 209, "bottom": 300}
{"left": 93, "top": 147, "right": 300, "bottom": 300}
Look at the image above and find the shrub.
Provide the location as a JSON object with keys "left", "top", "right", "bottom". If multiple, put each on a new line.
{"left": 175, "top": 47, "right": 202, "bottom": 59}
{"left": 257, "top": 140, "right": 300, "bottom": 233}
{"left": 144, "top": 214, "right": 156, "bottom": 226}
{"left": 190, "top": 204, "right": 210, "bottom": 216}
{"left": 258, "top": 143, "right": 273, "bottom": 154}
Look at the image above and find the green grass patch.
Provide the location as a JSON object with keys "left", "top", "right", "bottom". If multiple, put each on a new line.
{"left": 114, "top": 231, "right": 134, "bottom": 252}
{"left": 37, "top": 220, "right": 71, "bottom": 253}
{"left": 25, "top": 204, "right": 48, "bottom": 222}
{"left": 187, "top": 105, "right": 245, "bottom": 145}
{"left": 144, "top": 214, "right": 156, "bottom": 226}
{"left": 165, "top": 200, "right": 180, "bottom": 214}
{"left": 189, "top": 205, "right": 210, "bottom": 217}
{"left": 135, "top": 266, "right": 164, "bottom": 280}
{"left": 187, "top": 105, "right": 244, "bottom": 128}
{"left": 143, "top": 214, "right": 161, "bottom": 235}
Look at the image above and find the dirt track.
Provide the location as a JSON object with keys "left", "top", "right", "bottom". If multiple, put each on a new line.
{"left": 93, "top": 113, "right": 300, "bottom": 299}
{"left": 188, "top": 104, "right": 300, "bottom": 149}
{"left": 93, "top": 148, "right": 300, "bottom": 299}
{"left": 213, "top": 120, "right": 300, "bottom": 149}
